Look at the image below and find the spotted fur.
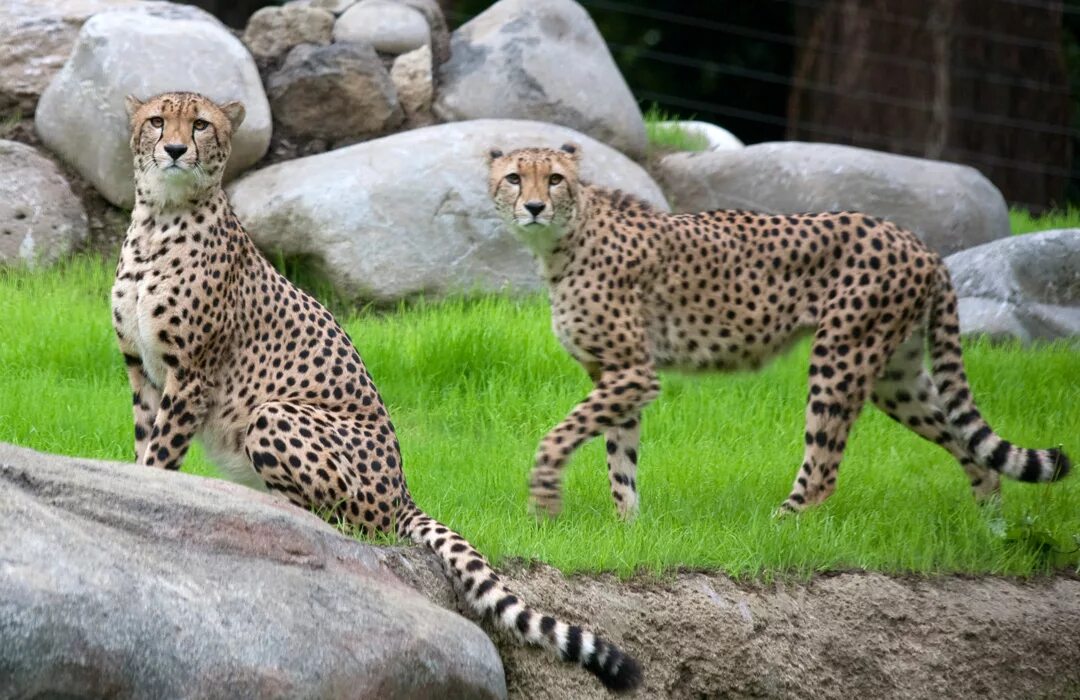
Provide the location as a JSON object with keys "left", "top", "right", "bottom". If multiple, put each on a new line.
{"left": 112, "top": 94, "right": 641, "bottom": 693}
{"left": 488, "top": 144, "right": 1071, "bottom": 519}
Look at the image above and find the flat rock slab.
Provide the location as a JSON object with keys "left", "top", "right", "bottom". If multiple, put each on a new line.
{"left": 0, "top": 443, "right": 506, "bottom": 700}
{"left": 946, "top": 228, "right": 1080, "bottom": 343}
{"left": 656, "top": 142, "right": 1011, "bottom": 257}
{"left": 386, "top": 549, "right": 1080, "bottom": 699}
{"left": 227, "top": 119, "right": 667, "bottom": 304}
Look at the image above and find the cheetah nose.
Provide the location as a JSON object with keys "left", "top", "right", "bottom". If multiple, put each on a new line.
{"left": 524, "top": 201, "right": 546, "bottom": 217}
{"left": 164, "top": 143, "right": 188, "bottom": 161}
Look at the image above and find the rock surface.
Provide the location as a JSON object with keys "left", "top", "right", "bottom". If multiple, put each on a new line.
{"left": 945, "top": 229, "right": 1080, "bottom": 343}
{"left": 227, "top": 119, "right": 667, "bottom": 303}
{"left": 391, "top": 44, "right": 434, "bottom": 121}
{"left": 242, "top": 4, "right": 335, "bottom": 60}
{"left": 334, "top": 0, "right": 431, "bottom": 55}
{"left": 268, "top": 42, "right": 402, "bottom": 142}
{"left": 435, "top": 0, "right": 647, "bottom": 158}
{"left": 0, "top": 0, "right": 220, "bottom": 116}
{"left": 656, "top": 142, "right": 1011, "bottom": 256}
{"left": 0, "top": 140, "right": 88, "bottom": 267}
{"left": 0, "top": 442, "right": 507, "bottom": 700}
{"left": 396, "top": 0, "right": 451, "bottom": 65}
{"left": 35, "top": 10, "right": 272, "bottom": 208}
{"left": 311, "top": 0, "right": 358, "bottom": 13}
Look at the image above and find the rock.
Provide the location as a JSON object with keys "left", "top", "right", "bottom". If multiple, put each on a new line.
{"left": 655, "top": 142, "right": 1010, "bottom": 256}
{"left": 391, "top": 44, "right": 433, "bottom": 120}
{"left": 0, "top": 442, "right": 507, "bottom": 700}
{"left": 35, "top": 10, "right": 272, "bottom": 209}
{"left": 944, "top": 229, "right": 1080, "bottom": 343}
{"left": 0, "top": 0, "right": 220, "bottom": 116}
{"left": 663, "top": 120, "right": 744, "bottom": 151}
{"left": 395, "top": 0, "right": 450, "bottom": 65}
{"left": 227, "top": 119, "right": 668, "bottom": 303}
{"left": 267, "top": 42, "right": 402, "bottom": 143}
{"left": 435, "top": 0, "right": 647, "bottom": 158}
{"left": 334, "top": 0, "right": 431, "bottom": 55}
{"left": 311, "top": 0, "right": 359, "bottom": 13}
{"left": 242, "top": 4, "right": 335, "bottom": 61}
{"left": 0, "top": 140, "right": 87, "bottom": 267}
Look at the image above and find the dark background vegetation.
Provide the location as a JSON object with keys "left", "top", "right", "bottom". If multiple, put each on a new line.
{"left": 189, "top": 0, "right": 1080, "bottom": 210}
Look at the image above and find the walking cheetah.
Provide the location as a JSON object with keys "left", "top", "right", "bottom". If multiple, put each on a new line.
{"left": 488, "top": 144, "right": 1071, "bottom": 520}
{"left": 111, "top": 93, "right": 641, "bottom": 692}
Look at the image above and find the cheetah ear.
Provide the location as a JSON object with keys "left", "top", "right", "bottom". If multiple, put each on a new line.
{"left": 221, "top": 100, "right": 246, "bottom": 130}
{"left": 559, "top": 142, "right": 581, "bottom": 161}
{"left": 124, "top": 95, "right": 144, "bottom": 121}
{"left": 486, "top": 147, "right": 504, "bottom": 164}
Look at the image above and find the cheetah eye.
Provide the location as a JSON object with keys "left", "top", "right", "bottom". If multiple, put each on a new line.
{"left": 149, "top": 117, "right": 164, "bottom": 128}
{"left": 505, "top": 173, "right": 521, "bottom": 185}
{"left": 549, "top": 174, "right": 564, "bottom": 186}
{"left": 193, "top": 119, "right": 209, "bottom": 131}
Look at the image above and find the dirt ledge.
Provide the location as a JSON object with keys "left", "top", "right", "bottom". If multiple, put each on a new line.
{"left": 381, "top": 547, "right": 1080, "bottom": 699}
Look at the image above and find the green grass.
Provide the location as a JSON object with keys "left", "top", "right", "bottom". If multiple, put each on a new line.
{"left": 2, "top": 258, "right": 1079, "bottom": 578}
{"left": 643, "top": 103, "right": 710, "bottom": 153}
{"left": 1009, "top": 206, "right": 1080, "bottom": 234}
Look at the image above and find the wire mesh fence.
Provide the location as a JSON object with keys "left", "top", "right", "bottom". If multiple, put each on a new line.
{"left": 446, "top": 0, "right": 1080, "bottom": 212}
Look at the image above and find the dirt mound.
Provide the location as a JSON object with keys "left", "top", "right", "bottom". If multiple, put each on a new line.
{"left": 382, "top": 548, "right": 1080, "bottom": 699}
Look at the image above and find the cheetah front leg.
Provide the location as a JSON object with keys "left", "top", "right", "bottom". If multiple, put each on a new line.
{"left": 605, "top": 415, "right": 642, "bottom": 521}
{"left": 139, "top": 370, "right": 208, "bottom": 471}
{"left": 530, "top": 366, "right": 659, "bottom": 519}
{"left": 123, "top": 355, "right": 161, "bottom": 462}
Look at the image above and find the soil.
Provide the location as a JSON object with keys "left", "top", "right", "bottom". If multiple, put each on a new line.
{"left": 383, "top": 548, "right": 1080, "bottom": 700}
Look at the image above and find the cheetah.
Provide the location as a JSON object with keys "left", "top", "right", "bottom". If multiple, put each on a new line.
{"left": 111, "top": 93, "right": 641, "bottom": 692}
{"left": 488, "top": 143, "right": 1071, "bottom": 520}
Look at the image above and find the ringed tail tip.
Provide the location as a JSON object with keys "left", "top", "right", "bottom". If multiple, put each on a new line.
{"left": 1047, "top": 447, "right": 1071, "bottom": 481}
{"left": 590, "top": 651, "right": 643, "bottom": 693}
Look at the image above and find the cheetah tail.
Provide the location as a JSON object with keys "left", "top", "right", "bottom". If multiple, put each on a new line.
{"left": 927, "top": 266, "right": 1071, "bottom": 483}
{"left": 394, "top": 499, "right": 642, "bottom": 693}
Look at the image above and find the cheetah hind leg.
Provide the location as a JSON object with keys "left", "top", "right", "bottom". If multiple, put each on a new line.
{"left": 243, "top": 401, "right": 402, "bottom": 535}
{"left": 870, "top": 332, "right": 1000, "bottom": 502}
{"left": 777, "top": 320, "right": 903, "bottom": 516}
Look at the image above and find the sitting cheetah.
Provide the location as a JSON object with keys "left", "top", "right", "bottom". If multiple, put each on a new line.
{"left": 488, "top": 144, "right": 1071, "bottom": 520}
{"left": 111, "top": 93, "right": 641, "bottom": 692}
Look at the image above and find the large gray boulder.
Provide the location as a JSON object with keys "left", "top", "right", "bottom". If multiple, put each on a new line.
{"left": 267, "top": 42, "right": 403, "bottom": 142}
{"left": 0, "top": 442, "right": 507, "bottom": 700}
{"left": 0, "top": 0, "right": 219, "bottom": 116}
{"left": 435, "top": 0, "right": 647, "bottom": 158}
{"left": 0, "top": 140, "right": 88, "bottom": 267}
{"left": 945, "top": 229, "right": 1080, "bottom": 343}
{"left": 656, "top": 142, "right": 1011, "bottom": 257}
{"left": 227, "top": 119, "right": 668, "bottom": 303}
{"left": 35, "top": 10, "right": 272, "bottom": 208}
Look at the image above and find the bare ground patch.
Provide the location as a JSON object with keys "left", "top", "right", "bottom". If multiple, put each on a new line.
{"left": 382, "top": 548, "right": 1080, "bottom": 699}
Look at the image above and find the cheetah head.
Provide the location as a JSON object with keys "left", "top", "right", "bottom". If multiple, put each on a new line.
{"left": 125, "top": 92, "right": 245, "bottom": 207}
{"left": 488, "top": 143, "right": 582, "bottom": 253}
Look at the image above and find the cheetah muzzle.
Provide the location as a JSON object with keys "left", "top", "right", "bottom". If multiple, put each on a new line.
{"left": 488, "top": 143, "right": 1071, "bottom": 521}
{"left": 111, "top": 93, "right": 642, "bottom": 693}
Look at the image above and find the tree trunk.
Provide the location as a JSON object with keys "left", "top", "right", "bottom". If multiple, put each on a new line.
{"left": 788, "top": 0, "right": 1070, "bottom": 211}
